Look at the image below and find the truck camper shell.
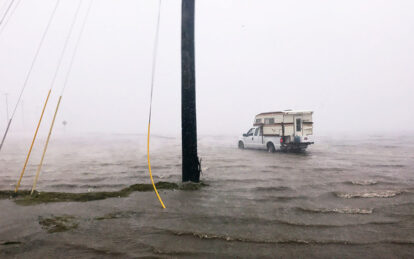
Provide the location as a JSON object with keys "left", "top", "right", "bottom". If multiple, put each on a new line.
{"left": 235, "top": 110, "right": 314, "bottom": 152}
{"left": 254, "top": 110, "right": 313, "bottom": 139}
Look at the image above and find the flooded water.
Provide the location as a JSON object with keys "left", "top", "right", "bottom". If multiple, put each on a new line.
{"left": 1, "top": 133, "right": 414, "bottom": 258}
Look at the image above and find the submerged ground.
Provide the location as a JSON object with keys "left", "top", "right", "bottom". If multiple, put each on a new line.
{"left": 1, "top": 134, "right": 413, "bottom": 258}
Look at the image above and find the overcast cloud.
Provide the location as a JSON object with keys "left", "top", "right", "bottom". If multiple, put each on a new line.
{"left": 0, "top": 0, "right": 413, "bottom": 138}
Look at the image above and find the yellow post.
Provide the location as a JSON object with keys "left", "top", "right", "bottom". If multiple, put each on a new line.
{"left": 147, "top": 123, "right": 166, "bottom": 209}
{"left": 15, "top": 89, "right": 51, "bottom": 193}
{"left": 31, "top": 95, "right": 62, "bottom": 195}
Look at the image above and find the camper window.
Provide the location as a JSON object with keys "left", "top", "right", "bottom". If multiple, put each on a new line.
{"left": 296, "top": 118, "right": 302, "bottom": 131}
{"left": 264, "top": 118, "right": 274, "bottom": 124}
{"left": 255, "top": 118, "right": 262, "bottom": 124}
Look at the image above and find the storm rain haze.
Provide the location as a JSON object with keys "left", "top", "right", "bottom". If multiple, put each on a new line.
{"left": 0, "top": 0, "right": 413, "bottom": 137}
{"left": 1, "top": 1, "right": 414, "bottom": 258}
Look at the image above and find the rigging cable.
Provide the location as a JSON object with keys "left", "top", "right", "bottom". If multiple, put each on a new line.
{"left": 0, "top": 1, "right": 9, "bottom": 13}
{"left": 14, "top": 0, "right": 62, "bottom": 192}
{"left": 31, "top": 0, "right": 93, "bottom": 194}
{"left": 147, "top": 0, "right": 166, "bottom": 209}
{"left": 1, "top": 0, "right": 61, "bottom": 153}
{"left": 0, "top": 0, "right": 21, "bottom": 37}
{"left": 0, "top": 0, "right": 15, "bottom": 26}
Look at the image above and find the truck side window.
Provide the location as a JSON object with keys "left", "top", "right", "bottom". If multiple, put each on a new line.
{"left": 296, "top": 118, "right": 302, "bottom": 131}
{"left": 247, "top": 128, "right": 254, "bottom": 136}
{"left": 254, "top": 128, "right": 260, "bottom": 136}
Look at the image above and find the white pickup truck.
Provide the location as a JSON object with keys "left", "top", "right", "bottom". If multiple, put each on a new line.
{"left": 238, "top": 110, "right": 314, "bottom": 152}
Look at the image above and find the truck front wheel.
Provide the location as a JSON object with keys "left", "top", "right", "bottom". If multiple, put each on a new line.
{"left": 267, "top": 143, "right": 276, "bottom": 153}
{"left": 238, "top": 141, "right": 244, "bottom": 149}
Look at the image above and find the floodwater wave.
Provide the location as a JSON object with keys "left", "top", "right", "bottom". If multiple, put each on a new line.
{"left": 254, "top": 186, "right": 292, "bottom": 192}
{"left": 1, "top": 134, "right": 413, "bottom": 257}
{"left": 161, "top": 228, "right": 414, "bottom": 246}
{"left": 297, "top": 207, "right": 374, "bottom": 214}
{"left": 335, "top": 190, "right": 404, "bottom": 199}
{"left": 347, "top": 180, "right": 378, "bottom": 186}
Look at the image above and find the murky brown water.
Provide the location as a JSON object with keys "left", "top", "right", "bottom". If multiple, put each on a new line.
{"left": 1, "top": 134, "right": 414, "bottom": 258}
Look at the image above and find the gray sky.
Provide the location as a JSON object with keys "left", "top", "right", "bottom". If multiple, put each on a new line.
{"left": 0, "top": 0, "right": 413, "bottom": 137}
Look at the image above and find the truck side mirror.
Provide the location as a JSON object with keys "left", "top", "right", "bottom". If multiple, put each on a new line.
{"left": 243, "top": 134, "right": 247, "bottom": 137}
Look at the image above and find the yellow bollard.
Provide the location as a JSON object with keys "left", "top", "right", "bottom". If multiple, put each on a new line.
{"left": 15, "top": 89, "right": 51, "bottom": 193}
{"left": 147, "top": 123, "right": 166, "bottom": 209}
{"left": 31, "top": 95, "right": 62, "bottom": 195}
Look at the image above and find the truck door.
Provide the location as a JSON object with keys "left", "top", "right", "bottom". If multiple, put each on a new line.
{"left": 252, "top": 127, "right": 264, "bottom": 149}
{"left": 244, "top": 128, "right": 255, "bottom": 148}
{"left": 294, "top": 116, "right": 303, "bottom": 137}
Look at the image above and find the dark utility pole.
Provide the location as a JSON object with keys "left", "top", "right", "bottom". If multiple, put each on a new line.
{"left": 181, "top": 0, "right": 200, "bottom": 182}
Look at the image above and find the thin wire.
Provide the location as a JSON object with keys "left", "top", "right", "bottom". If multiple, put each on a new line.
{"left": 148, "top": 0, "right": 162, "bottom": 124}
{"left": 0, "top": 0, "right": 15, "bottom": 26}
{"left": 147, "top": 0, "right": 166, "bottom": 209}
{"left": 61, "top": 0, "right": 94, "bottom": 96}
{"left": 0, "top": 1, "right": 9, "bottom": 13}
{"left": 31, "top": 95, "right": 61, "bottom": 194}
{"left": 0, "top": 0, "right": 10, "bottom": 19}
{"left": 12, "top": 0, "right": 60, "bottom": 118}
{"left": 0, "top": 0, "right": 20, "bottom": 37}
{"left": 49, "top": 0, "right": 83, "bottom": 90}
{"left": 0, "top": 0, "right": 60, "bottom": 152}
{"left": 31, "top": 0, "right": 94, "bottom": 194}
{"left": 14, "top": 89, "right": 51, "bottom": 192}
